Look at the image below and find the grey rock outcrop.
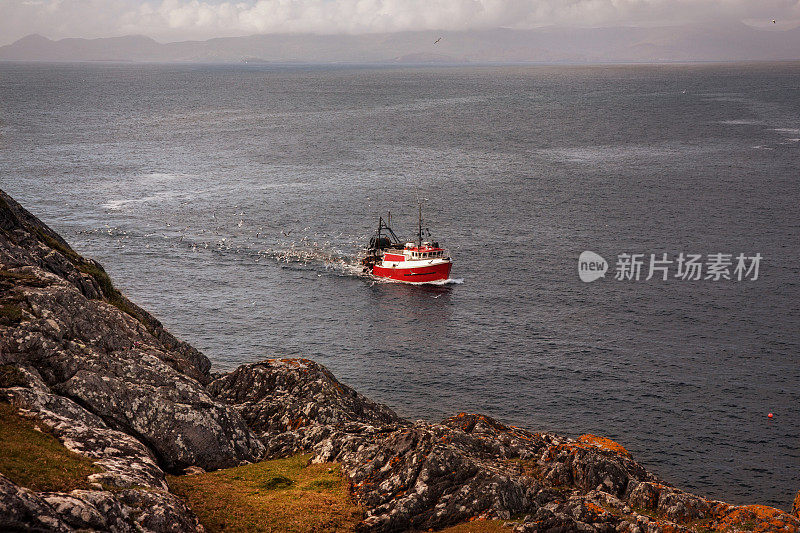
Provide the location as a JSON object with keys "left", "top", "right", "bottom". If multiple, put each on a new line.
{"left": 0, "top": 471, "right": 203, "bottom": 533}
{"left": 0, "top": 189, "right": 264, "bottom": 472}
{"left": 0, "top": 474, "right": 72, "bottom": 532}
{"left": 211, "top": 361, "right": 800, "bottom": 533}
{"left": 208, "top": 358, "right": 404, "bottom": 457}
{"left": 0, "top": 188, "right": 263, "bottom": 530}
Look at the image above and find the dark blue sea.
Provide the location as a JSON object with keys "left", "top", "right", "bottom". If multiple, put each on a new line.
{"left": 1, "top": 61, "right": 798, "bottom": 510}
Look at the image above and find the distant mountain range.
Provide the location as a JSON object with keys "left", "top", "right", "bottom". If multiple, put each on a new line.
{"left": 2, "top": 23, "right": 799, "bottom": 64}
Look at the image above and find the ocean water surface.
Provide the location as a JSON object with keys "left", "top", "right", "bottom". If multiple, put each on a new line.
{"left": 1, "top": 61, "right": 798, "bottom": 509}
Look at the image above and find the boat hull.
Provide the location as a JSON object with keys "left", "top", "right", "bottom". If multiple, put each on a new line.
{"left": 372, "top": 261, "right": 451, "bottom": 283}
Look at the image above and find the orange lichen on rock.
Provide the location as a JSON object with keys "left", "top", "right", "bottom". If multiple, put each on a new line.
{"left": 584, "top": 500, "right": 606, "bottom": 516}
{"left": 577, "top": 434, "right": 633, "bottom": 459}
{"left": 793, "top": 489, "right": 800, "bottom": 519}
{"left": 541, "top": 442, "right": 574, "bottom": 462}
{"left": 289, "top": 416, "right": 307, "bottom": 430}
{"left": 717, "top": 504, "right": 800, "bottom": 533}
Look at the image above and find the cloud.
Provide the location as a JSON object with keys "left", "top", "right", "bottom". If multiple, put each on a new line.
{"left": 2, "top": 0, "right": 800, "bottom": 44}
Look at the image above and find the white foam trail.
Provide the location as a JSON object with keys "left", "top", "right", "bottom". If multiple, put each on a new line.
{"left": 430, "top": 277, "right": 464, "bottom": 285}
{"left": 139, "top": 172, "right": 180, "bottom": 181}
{"left": 719, "top": 119, "right": 763, "bottom": 125}
{"left": 102, "top": 199, "right": 127, "bottom": 211}
{"left": 256, "top": 243, "right": 362, "bottom": 276}
{"left": 366, "top": 275, "right": 464, "bottom": 286}
{"left": 101, "top": 191, "right": 177, "bottom": 211}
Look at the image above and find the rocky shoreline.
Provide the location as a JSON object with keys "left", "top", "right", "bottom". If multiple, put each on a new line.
{"left": 1, "top": 188, "right": 798, "bottom": 532}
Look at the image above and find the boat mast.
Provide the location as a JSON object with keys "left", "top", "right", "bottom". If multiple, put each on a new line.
{"left": 418, "top": 202, "right": 423, "bottom": 247}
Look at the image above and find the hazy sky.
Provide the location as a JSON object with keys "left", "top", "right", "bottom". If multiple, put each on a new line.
{"left": 2, "top": 0, "right": 799, "bottom": 45}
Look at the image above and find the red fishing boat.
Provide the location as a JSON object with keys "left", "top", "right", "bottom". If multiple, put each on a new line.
{"left": 361, "top": 206, "right": 452, "bottom": 283}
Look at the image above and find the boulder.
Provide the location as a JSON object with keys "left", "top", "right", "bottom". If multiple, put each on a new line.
{"left": 0, "top": 474, "right": 72, "bottom": 532}
{"left": 209, "top": 358, "right": 402, "bottom": 457}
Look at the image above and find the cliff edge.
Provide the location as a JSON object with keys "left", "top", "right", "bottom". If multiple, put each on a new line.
{"left": 1, "top": 188, "right": 798, "bottom": 532}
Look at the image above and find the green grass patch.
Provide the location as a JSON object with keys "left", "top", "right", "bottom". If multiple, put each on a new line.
{"left": 303, "top": 478, "right": 338, "bottom": 491}
{"left": 167, "top": 454, "right": 363, "bottom": 533}
{"left": 0, "top": 402, "right": 102, "bottom": 492}
{"left": 259, "top": 474, "right": 293, "bottom": 490}
{"left": 77, "top": 263, "right": 117, "bottom": 298}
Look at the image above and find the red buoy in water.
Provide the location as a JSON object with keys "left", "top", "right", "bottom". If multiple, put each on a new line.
{"left": 768, "top": 413, "right": 774, "bottom": 418}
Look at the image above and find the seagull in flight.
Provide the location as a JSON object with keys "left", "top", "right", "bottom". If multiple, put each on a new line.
{"left": 434, "top": 37, "right": 442, "bottom": 44}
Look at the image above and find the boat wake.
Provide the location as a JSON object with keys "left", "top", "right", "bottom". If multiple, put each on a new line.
{"left": 366, "top": 274, "right": 464, "bottom": 286}
{"left": 258, "top": 244, "right": 364, "bottom": 276}
{"left": 174, "top": 231, "right": 367, "bottom": 278}
{"left": 85, "top": 221, "right": 460, "bottom": 287}
{"left": 431, "top": 277, "right": 464, "bottom": 285}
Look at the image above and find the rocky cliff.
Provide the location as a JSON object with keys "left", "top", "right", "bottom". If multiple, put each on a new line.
{"left": 1, "top": 188, "right": 798, "bottom": 533}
